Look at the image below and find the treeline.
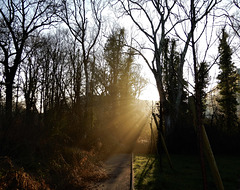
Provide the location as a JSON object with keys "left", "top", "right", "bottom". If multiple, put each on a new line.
{"left": 0, "top": 27, "right": 147, "bottom": 145}
{"left": 164, "top": 29, "right": 240, "bottom": 154}
{"left": 0, "top": 0, "right": 240, "bottom": 158}
{"left": 0, "top": 1, "right": 148, "bottom": 188}
{"left": 1, "top": 1, "right": 240, "bottom": 188}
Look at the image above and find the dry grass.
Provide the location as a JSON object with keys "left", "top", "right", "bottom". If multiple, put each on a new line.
{"left": 0, "top": 156, "right": 50, "bottom": 190}
{"left": 0, "top": 149, "right": 108, "bottom": 190}
{"left": 49, "top": 148, "right": 108, "bottom": 189}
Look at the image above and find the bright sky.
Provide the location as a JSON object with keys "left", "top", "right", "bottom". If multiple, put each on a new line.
{"left": 138, "top": 68, "right": 159, "bottom": 101}
{"left": 106, "top": 1, "right": 240, "bottom": 101}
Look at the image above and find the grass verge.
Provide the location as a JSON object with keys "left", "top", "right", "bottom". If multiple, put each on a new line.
{"left": 133, "top": 154, "right": 240, "bottom": 190}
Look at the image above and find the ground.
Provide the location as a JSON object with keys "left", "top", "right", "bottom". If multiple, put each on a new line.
{"left": 88, "top": 154, "right": 131, "bottom": 190}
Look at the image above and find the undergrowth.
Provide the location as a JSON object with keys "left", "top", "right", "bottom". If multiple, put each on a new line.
{"left": 0, "top": 148, "right": 107, "bottom": 190}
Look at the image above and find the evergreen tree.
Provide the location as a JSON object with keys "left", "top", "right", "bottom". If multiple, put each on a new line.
{"left": 103, "top": 28, "right": 147, "bottom": 145}
{"left": 118, "top": 47, "right": 134, "bottom": 102}
{"left": 104, "top": 28, "right": 147, "bottom": 111}
{"left": 104, "top": 28, "right": 125, "bottom": 108}
{"left": 217, "top": 29, "right": 239, "bottom": 133}
{"left": 163, "top": 39, "right": 179, "bottom": 106}
{"left": 162, "top": 39, "right": 188, "bottom": 127}
{"left": 198, "top": 61, "right": 210, "bottom": 115}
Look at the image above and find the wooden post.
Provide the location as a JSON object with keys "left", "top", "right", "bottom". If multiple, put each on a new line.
{"left": 202, "top": 126, "right": 224, "bottom": 190}
{"left": 130, "top": 152, "right": 134, "bottom": 190}
{"left": 189, "top": 97, "right": 224, "bottom": 190}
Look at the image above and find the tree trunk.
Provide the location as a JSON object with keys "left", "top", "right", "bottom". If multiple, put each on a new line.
{"left": 5, "top": 81, "right": 13, "bottom": 122}
{"left": 83, "top": 59, "right": 90, "bottom": 136}
{"left": 5, "top": 65, "right": 17, "bottom": 123}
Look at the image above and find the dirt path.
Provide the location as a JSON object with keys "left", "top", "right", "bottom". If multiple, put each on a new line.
{"left": 89, "top": 154, "right": 131, "bottom": 190}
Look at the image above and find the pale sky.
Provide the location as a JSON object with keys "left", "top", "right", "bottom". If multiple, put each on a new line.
{"left": 106, "top": 1, "right": 240, "bottom": 101}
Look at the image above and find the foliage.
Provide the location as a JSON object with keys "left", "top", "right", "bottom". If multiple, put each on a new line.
{"left": 204, "top": 119, "right": 240, "bottom": 155}
{"left": 163, "top": 39, "right": 180, "bottom": 105}
{"left": 217, "top": 29, "right": 239, "bottom": 133}
{"left": 162, "top": 38, "right": 189, "bottom": 125}
{"left": 161, "top": 38, "right": 190, "bottom": 152}
{"left": 104, "top": 28, "right": 146, "bottom": 103}
{"left": 198, "top": 61, "right": 210, "bottom": 114}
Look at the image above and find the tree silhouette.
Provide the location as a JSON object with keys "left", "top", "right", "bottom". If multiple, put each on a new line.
{"left": 104, "top": 28, "right": 146, "bottom": 112}
{"left": 0, "top": 0, "right": 59, "bottom": 121}
{"left": 217, "top": 29, "right": 239, "bottom": 133}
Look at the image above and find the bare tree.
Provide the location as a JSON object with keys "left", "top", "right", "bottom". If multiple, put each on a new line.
{"left": 0, "top": 0, "right": 59, "bottom": 121}
{"left": 22, "top": 47, "right": 40, "bottom": 116}
{"left": 115, "top": 0, "right": 219, "bottom": 135}
{"left": 59, "top": 0, "right": 105, "bottom": 103}
{"left": 59, "top": 0, "right": 106, "bottom": 134}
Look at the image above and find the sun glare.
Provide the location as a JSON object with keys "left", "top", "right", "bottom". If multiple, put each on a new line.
{"left": 139, "top": 85, "right": 159, "bottom": 101}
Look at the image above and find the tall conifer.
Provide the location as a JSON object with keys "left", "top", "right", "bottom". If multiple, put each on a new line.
{"left": 217, "top": 29, "right": 239, "bottom": 132}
